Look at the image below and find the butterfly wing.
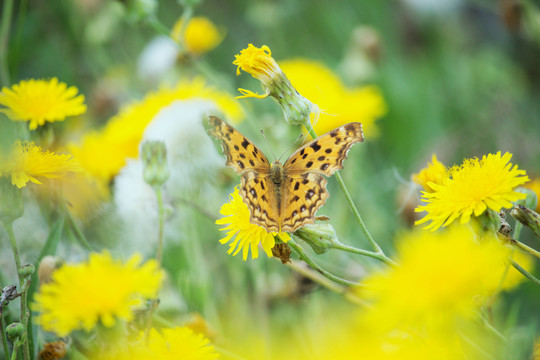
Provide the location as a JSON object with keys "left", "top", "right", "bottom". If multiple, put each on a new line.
{"left": 208, "top": 116, "right": 281, "bottom": 231}
{"left": 284, "top": 122, "right": 364, "bottom": 176}
{"left": 280, "top": 172, "right": 329, "bottom": 232}
{"left": 207, "top": 116, "right": 270, "bottom": 174}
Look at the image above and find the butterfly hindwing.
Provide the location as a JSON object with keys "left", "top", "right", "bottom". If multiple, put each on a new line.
{"left": 240, "top": 172, "right": 280, "bottom": 232}
{"left": 207, "top": 116, "right": 270, "bottom": 174}
{"left": 284, "top": 122, "right": 364, "bottom": 176}
{"left": 280, "top": 173, "right": 329, "bottom": 232}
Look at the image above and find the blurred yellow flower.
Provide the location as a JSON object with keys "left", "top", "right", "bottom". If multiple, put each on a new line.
{"left": 95, "top": 327, "right": 218, "bottom": 360}
{"left": 0, "top": 78, "right": 86, "bottom": 130}
{"left": 525, "top": 177, "right": 540, "bottom": 211}
{"left": 416, "top": 152, "right": 529, "bottom": 231}
{"left": 280, "top": 59, "right": 387, "bottom": 138}
{"left": 34, "top": 251, "right": 163, "bottom": 336}
{"left": 70, "top": 78, "right": 243, "bottom": 183}
{"left": 412, "top": 154, "right": 448, "bottom": 192}
{"left": 216, "top": 186, "right": 290, "bottom": 260}
{"left": 171, "top": 16, "right": 223, "bottom": 55}
{"left": 0, "top": 141, "right": 80, "bottom": 188}
{"left": 360, "top": 225, "right": 511, "bottom": 331}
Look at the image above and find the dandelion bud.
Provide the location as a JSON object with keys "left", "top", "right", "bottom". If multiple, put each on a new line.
{"left": 233, "top": 44, "right": 317, "bottom": 127}
{"left": 294, "top": 223, "right": 338, "bottom": 254}
{"left": 6, "top": 322, "right": 25, "bottom": 341}
{"left": 511, "top": 205, "right": 540, "bottom": 239}
{"left": 0, "top": 178, "right": 23, "bottom": 224}
{"left": 141, "top": 141, "right": 170, "bottom": 188}
{"left": 18, "top": 264, "right": 35, "bottom": 278}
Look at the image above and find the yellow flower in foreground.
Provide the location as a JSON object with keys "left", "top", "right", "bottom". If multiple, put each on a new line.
{"left": 171, "top": 16, "right": 223, "bottom": 55}
{"left": 0, "top": 78, "right": 86, "bottom": 130}
{"left": 216, "top": 186, "right": 290, "bottom": 260}
{"left": 412, "top": 154, "right": 448, "bottom": 192}
{"left": 361, "top": 225, "right": 510, "bottom": 331}
{"left": 280, "top": 59, "right": 386, "bottom": 138}
{"left": 34, "top": 251, "right": 163, "bottom": 336}
{"left": 96, "top": 327, "right": 218, "bottom": 360}
{"left": 70, "top": 78, "right": 243, "bottom": 183}
{"left": 0, "top": 141, "right": 80, "bottom": 188}
{"left": 415, "top": 152, "right": 529, "bottom": 231}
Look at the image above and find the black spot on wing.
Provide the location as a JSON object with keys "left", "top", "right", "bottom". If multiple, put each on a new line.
{"left": 249, "top": 160, "right": 255, "bottom": 166}
{"left": 320, "top": 163, "right": 329, "bottom": 171}
{"left": 240, "top": 153, "right": 246, "bottom": 159}
{"left": 294, "top": 182, "right": 300, "bottom": 191}
{"left": 310, "top": 141, "right": 321, "bottom": 152}
{"left": 241, "top": 138, "right": 249, "bottom": 149}
{"left": 325, "top": 148, "right": 332, "bottom": 154}
{"left": 306, "top": 161, "right": 313, "bottom": 168}
{"left": 237, "top": 161, "right": 245, "bottom": 169}
{"left": 234, "top": 145, "right": 239, "bottom": 151}
{"left": 317, "top": 156, "right": 325, "bottom": 161}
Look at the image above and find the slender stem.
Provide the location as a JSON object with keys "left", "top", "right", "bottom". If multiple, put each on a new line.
{"left": 0, "top": 0, "right": 14, "bottom": 86}
{"left": 285, "top": 259, "right": 367, "bottom": 306}
{"left": 148, "top": 16, "right": 170, "bottom": 37}
{"left": 331, "top": 241, "right": 398, "bottom": 267}
{"left": 511, "top": 238, "right": 540, "bottom": 259}
{"left": 10, "top": 339, "right": 23, "bottom": 360}
{"left": 288, "top": 238, "right": 362, "bottom": 287}
{"left": 64, "top": 206, "right": 92, "bottom": 251}
{"left": 1, "top": 314, "right": 9, "bottom": 360}
{"left": 511, "top": 260, "right": 540, "bottom": 287}
{"left": 4, "top": 223, "right": 30, "bottom": 360}
{"left": 174, "top": 5, "right": 193, "bottom": 51}
{"left": 155, "top": 187, "right": 165, "bottom": 266}
{"left": 481, "top": 317, "right": 507, "bottom": 343}
{"left": 305, "top": 126, "right": 386, "bottom": 255}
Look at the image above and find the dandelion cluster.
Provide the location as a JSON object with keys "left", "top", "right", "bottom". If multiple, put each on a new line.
{"left": 1, "top": 3, "right": 539, "bottom": 360}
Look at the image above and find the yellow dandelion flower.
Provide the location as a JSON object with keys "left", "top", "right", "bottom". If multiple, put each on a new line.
{"left": 233, "top": 44, "right": 281, "bottom": 92}
{"left": 415, "top": 152, "right": 529, "bottom": 231}
{"left": 233, "top": 44, "right": 316, "bottom": 126}
{"left": 69, "top": 78, "right": 243, "bottom": 182}
{"left": 216, "top": 186, "right": 290, "bottom": 260}
{"left": 0, "top": 141, "right": 80, "bottom": 188}
{"left": 0, "top": 78, "right": 86, "bottom": 130}
{"left": 34, "top": 251, "right": 163, "bottom": 336}
{"left": 171, "top": 16, "right": 223, "bottom": 55}
{"left": 280, "top": 59, "right": 387, "bottom": 138}
{"left": 360, "top": 225, "right": 511, "bottom": 331}
{"left": 412, "top": 154, "right": 448, "bottom": 192}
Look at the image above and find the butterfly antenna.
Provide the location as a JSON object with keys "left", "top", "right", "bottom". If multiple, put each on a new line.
{"left": 277, "top": 133, "right": 305, "bottom": 162}
{"left": 259, "top": 129, "right": 278, "bottom": 162}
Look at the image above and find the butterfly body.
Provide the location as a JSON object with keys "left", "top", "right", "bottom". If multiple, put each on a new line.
{"left": 208, "top": 116, "right": 364, "bottom": 233}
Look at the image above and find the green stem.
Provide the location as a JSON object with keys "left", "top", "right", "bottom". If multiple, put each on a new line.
{"left": 155, "top": 187, "right": 165, "bottom": 267}
{"left": 304, "top": 126, "right": 386, "bottom": 255}
{"left": 511, "top": 260, "right": 540, "bottom": 287}
{"left": 65, "top": 206, "right": 92, "bottom": 251}
{"left": 148, "top": 16, "right": 170, "bottom": 37}
{"left": 174, "top": 5, "right": 193, "bottom": 51}
{"left": 4, "top": 222, "right": 30, "bottom": 360}
{"left": 0, "top": 0, "right": 14, "bottom": 86}
{"left": 10, "top": 339, "right": 23, "bottom": 360}
{"left": 1, "top": 314, "right": 9, "bottom": 360}
{"left": 331, "top": 241, "right": 397, "bottom": 267}
{"left": 145, "top": 186, "right": 165, "bottom": 335}
{"left": 288, "top": 238, "right": 362, "bottom": 287}
{"left": 511, "top": 238, "right": 540, "bottom": 259}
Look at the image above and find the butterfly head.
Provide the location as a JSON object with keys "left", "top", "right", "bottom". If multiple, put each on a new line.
{"left": 270, "top": 160, "right": 284, "bottom": 184}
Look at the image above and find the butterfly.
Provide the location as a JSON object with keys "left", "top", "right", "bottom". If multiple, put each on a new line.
{"left": 208, "top": 116, "right": 364, "bottom": 233}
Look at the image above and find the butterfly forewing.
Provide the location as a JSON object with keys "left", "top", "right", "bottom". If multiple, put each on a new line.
{"left": 207, "top": 116, "right": 270, "bottom": 174}
{"left": 284, "top": 123, "right": 364, "bottom": 176}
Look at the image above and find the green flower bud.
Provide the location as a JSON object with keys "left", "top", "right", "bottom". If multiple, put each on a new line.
{"left": 18, "top": 264, "right": 35, "bottom": 278}
{"left": 511, "top": 205, "right": 540, "bottom": 240}
{"left": 294, "top": 223, "right": 338, "bottom": 254}
{"left": 0, "top": 178, "right": 24, "bottom": 224}
{"left": 141, "top": 141, "right": 170, "bottom": 188}
{"left": 6, "top": 322, "right": 25, "bottom": 341}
